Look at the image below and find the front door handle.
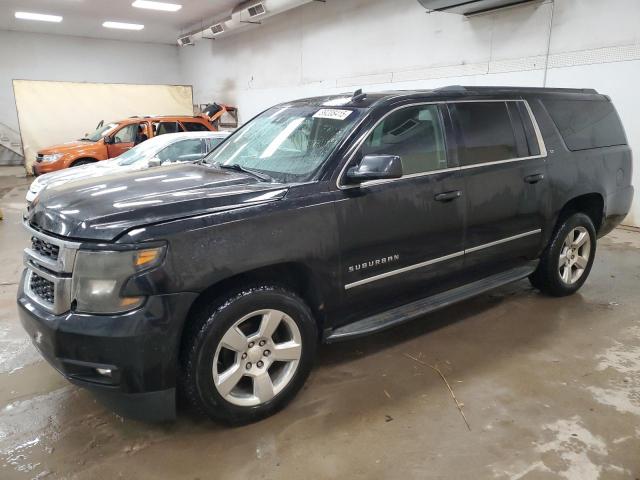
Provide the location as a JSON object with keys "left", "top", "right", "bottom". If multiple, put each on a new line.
{"left": 434, "top": 190, "right": 462, "bottom": 202}
{"left": 524, "top": 173, "right": 544, "bottom": 184}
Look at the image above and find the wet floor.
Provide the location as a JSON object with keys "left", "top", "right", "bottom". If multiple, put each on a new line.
{"left": 1, "top": 177, "right": 639, "bottom": 479}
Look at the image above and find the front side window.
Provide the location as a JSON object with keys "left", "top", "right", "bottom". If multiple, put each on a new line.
{"left": 113, "top": 124, "right": 137, "bottom": 144}
{"left": 454, "top": 102, "right": 518, "bottom": 166}
{"left": 83, "top": 122, "right": 118, "bottom": 142}
{"left": 204, "top": 105, "right": 364, "bottom": 182}
{"left": 157, "top": 139, "right": 204, "bottom": 163}
{"left": 360, "top": 104, "right": 447, "bottom": 175}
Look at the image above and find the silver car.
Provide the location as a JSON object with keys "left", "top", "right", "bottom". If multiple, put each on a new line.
{"left": 26, "top": 131, "right": 230, "bottom": 204}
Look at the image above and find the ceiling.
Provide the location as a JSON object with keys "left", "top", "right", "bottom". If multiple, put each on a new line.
{"left": 0, "top": 0, "right": 240, "bottom": 44}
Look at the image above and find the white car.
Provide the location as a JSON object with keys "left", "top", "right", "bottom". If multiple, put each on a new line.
{"left": 26, "top": 131, "right": 230, "bottom": 204}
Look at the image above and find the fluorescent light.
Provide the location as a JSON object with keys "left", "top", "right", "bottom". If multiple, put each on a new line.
{"left": 102, "top": 21, "right": 144, "bottom": 30}
{"left": 15, "top": 11, "right": 63, "bottom": 23}
{"left": 132, "top": 1, "right": 182, "bottom": 12}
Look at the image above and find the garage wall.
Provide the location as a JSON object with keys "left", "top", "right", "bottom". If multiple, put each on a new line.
{"left": 0, "top": 29, "right": 181, "bottom": 165}
{"left": 178, "top": 0, "right": 640, "bottom": 227}
{"left": 14, "top": 81, "right": 193, "bottom": 172}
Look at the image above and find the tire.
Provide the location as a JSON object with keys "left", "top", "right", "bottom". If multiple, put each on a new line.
{"left": 529, "top": 212, "right": 596, "bottom": 296}
{"left": 71, "top": 159, "right": 94, "bottom": 167}
{"left": 181, "top": 285, "right": 317, "bottom": 425}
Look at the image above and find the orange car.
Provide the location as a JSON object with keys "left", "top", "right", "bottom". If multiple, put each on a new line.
{"left": 33, "top": 115, "right": 216, "bottom": 175}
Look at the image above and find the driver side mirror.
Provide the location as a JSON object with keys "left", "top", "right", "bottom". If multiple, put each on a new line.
{"left": 103, "top": 135, "right": 113, "bottom": 145}
{"left": 346, "top": 154, "right": 403, "bottom": 184}
{"left": 148, "top": 156, "right": 162, "bottom": 168}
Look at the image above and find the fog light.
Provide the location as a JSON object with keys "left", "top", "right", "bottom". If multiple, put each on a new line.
{"left": 96, "top": 368, "right": 112, "bottom": 377}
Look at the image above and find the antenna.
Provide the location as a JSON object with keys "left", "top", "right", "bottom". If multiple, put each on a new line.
{"left": 352, "top": 88, "right": 367, "bottom": 102}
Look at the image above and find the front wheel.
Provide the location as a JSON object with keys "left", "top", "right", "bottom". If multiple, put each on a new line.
{"left": 181, "top": 286, "right": 317, "bottom": 425}
{"left": 529, "top": 212, "right": 596, "bottom": 296}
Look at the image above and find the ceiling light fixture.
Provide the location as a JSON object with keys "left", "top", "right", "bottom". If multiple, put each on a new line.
{"left": 132, "top": 1, "right": 182, "bottom": 12}
{"left": 15, "top": 11, "right": 63, "bottom": 23}
{"left": 102, "top": 21, "right": 145, "bottom": 30}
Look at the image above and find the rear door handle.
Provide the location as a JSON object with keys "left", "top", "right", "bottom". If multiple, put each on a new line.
{"left": 434, "top": 190, "right": 462, "bottom": 202}
{"left": 524, "top": 173, "right": 544, "bottom": 184}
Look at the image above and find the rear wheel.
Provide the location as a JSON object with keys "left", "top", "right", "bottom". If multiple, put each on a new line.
{"left": 181, "top": 286, "right": 317, "bottom": 425}
{"left": 529, "top": 212, "right": 596, "bottom": 296}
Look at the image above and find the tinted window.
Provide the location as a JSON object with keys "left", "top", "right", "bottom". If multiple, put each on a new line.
{"left": 543, "top": 99, "right": 626, "bottom": 151}
{"left": 154, "top": 121, "right": 183, "bottom": 136}
{"left": 114, "top": 124, "right": 137, "bottom": 144}
{"left": 157, "top": 139, "right": 204, "bottom": 163}
{"left": 361, "top": 105, "right": 447, "bottom": 175}
{"left": 182, "top": 122, "right": 210, "bottom": 132}
{"left": 454, "top": 102, "right": 518, "bottom": 165}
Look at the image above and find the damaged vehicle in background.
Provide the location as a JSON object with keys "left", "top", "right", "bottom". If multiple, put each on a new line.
{"left": 26, "top": 131, "right": 230, "bottom": 205}
{"left": 32, "top": 114, "right": 223, "bottom": 176}
{"left": 18, "top": 86, "right": 633, "bottom": 425}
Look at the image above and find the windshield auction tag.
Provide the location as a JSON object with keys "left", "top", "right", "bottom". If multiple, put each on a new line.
{"left": 313, "top": 108, "right": 352, "bottom": 121}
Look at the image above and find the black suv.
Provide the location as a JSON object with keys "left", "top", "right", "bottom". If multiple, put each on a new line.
{"left": 18, "top": 86, "right": 633, "bottom": 424}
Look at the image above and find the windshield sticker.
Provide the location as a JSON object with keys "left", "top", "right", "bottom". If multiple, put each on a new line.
{"left": 313, "top": 108, "right": 352, "bottom": 121}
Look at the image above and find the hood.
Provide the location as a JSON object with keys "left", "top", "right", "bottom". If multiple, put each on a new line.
{"left": 28, "top": 163, "right": 288, "bottom": 241}
{"left": 30, "top": 160, "right": 136, "bottom": 194}
{"left": 38, "top": 140, "right": 99, "bottom": 155}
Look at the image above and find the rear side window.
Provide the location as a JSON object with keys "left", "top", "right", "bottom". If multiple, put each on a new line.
{"left": 206, "top": 137, "right": 225, "bottom": 151}
{"left": 453, "top": 102, "right": 518, "bottom": 166}
{"left": 153, "top": 121, "right": 183, "bottom": 136}
{"left": 543, "top": 99, "right": 626, "bottom": 151}
{"left": 182, "top": 122, "right": 210, "bottom": 132}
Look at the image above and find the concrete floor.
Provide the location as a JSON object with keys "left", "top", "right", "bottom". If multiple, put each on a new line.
{"left": 0, "top": 174, "right": 639, "bottom": 480}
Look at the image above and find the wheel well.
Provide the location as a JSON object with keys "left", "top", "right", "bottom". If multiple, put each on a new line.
{"left": 556, "top": 193, "right": 604, "bottom": 233}
{"left": 70, "top": 157, "right": 97, "bottom": 166}
{"left": 181, "top": 263, "right": 326, "bottom": 343}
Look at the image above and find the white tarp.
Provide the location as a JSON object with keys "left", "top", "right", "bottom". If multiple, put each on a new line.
{"left": 13, "top": 80, "right": 193, "bottom": 172}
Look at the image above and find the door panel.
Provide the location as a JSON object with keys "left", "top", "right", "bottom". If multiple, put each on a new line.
{"left": 106, "top": 123, "right": 137, "bottom": 158}
{"left": 450, "top": 101, "right": 549, "bottom": 269}
{"left": 334, "top": 104, "right": 466, "bottom": 324}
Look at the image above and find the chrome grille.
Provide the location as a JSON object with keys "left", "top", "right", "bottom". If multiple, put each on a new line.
{"left": 29, "top": 272, "right": 55, "bottom": 304}
{"left": 31, "top": 236, "right": 60, "bottom": 260}
{"left": 23, "top": 223, "right": 80, "bottom": 315}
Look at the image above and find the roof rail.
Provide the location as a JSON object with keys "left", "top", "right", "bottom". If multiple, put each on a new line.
{"left": 434, "top": 85, "right": 467, "bottom": 93}
{"left": 434, "top": 85, "right": 599, "bottom": 95}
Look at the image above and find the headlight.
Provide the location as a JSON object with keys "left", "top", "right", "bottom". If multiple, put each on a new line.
{"left": 71, "top": 246, "right": 165, "bottom": 314}
{"left": 42, "top": 153, "right": 63, "bottom": 163}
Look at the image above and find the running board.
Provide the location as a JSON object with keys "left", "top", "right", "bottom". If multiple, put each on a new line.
{"left": 325, "top": 264, "right": 536, "bottom": 343}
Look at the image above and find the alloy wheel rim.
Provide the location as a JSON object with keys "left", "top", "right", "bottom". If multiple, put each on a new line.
{"left": 212, "top": 309, "right": 302, "bottom": 407}
{"left": 558, "top": 226, "right": 591, "bottom": 285}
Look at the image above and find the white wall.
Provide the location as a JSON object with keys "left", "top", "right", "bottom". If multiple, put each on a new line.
{"left": 178, "top": 0, "right": 640, "bottom": 226}
{"left": 0, "top": 29, "right": 181, "bottom": 162}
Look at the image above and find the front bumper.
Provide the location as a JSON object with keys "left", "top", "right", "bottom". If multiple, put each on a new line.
{"left": 33, "top": 160, "right": 63, "bottom": 176}
{"left": 17, "top": 274, "right": 197, "bottom": 421}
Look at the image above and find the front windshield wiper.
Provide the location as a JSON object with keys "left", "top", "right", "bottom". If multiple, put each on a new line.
{"left": 78, "top": 137, "right": 94, "bottom": 142}
{"left": 214, "top": 163, "right": 274, "bottom": 182}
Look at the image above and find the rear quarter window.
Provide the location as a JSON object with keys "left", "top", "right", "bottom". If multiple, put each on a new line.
{"left": 543, "top": 99, "right": 627, "bottom": 151}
